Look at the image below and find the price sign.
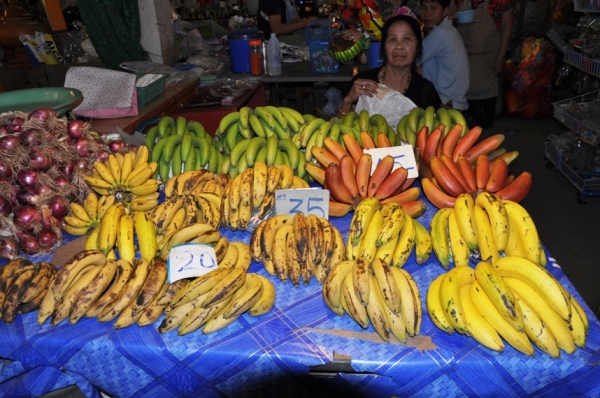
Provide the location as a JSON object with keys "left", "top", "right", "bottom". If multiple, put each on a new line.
{"left": 274, "top": 188, "right": 330, "bottom": 218}
{"left": 364, "top": 145, "right": 418, "bottom": 179}
{"left": 167, "top": 243, "right": 218, "bottom": 283}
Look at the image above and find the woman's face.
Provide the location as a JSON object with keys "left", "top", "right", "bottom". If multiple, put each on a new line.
{"left": 384, "top": 21, "right": 418, "bottom": 68}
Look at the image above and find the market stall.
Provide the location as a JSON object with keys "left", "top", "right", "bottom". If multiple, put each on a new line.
{"left": 0, "top": 184, "right": 599, "bottom": 397}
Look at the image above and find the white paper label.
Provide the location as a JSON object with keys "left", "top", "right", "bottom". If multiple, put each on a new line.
{"left": 363, "top": 145, "right": 418, "bottom": 179}
{"left": 167, "top": 243, "right": 218, "bottom": 283}
{"left": 274, "top": 188, "right": 330, "bottom": 218}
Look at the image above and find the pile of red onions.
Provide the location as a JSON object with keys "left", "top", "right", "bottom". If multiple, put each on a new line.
{"left": 0, "top": 109, "right": 109, "bottom": 259}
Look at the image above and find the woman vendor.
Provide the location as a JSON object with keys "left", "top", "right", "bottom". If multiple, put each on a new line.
{"left": 338, "top": 15, "right": 441, "bottom": 118}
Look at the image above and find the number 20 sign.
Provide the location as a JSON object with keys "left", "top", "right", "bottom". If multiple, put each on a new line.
{"left": 274, "top": 188, "right": 330, "bottom": 218}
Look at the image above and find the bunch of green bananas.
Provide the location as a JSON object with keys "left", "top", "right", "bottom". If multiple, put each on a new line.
{"left": 397, "top": 106, "right": 469, "bottom": 147}
{"left": 145, "top": 116, "right": 224, "bottom": 181}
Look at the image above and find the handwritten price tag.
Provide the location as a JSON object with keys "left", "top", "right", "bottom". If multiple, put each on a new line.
{"left": 364, "top": 145, "right": 418, "bottom": 179}
{"left": 275, "top": 188, "right": 330, "bottom": 218}
{"left": 167, "top": 243, "right": 218, "bottom": 283}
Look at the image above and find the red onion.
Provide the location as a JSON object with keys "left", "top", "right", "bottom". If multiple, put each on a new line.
{"left": 0, "top": 161, "right": 12, "bottom": 179}
{"left": 7, "top": 117, "right": 24, "bottom": 133}
{"left": 54, "top": 175, "right": 71, "bottom": 189}
{"left": 59, "top": 163, "right": 75, "bottom": 180}
{"left": 74, "top": 138, "right": 93, "bottom": 157}
{"left": 0, "top": 126, "right": 8, "bottom": 137}
{"left": 36, "top": 184, "right": 54, "bottom": 197}
{"left": 20, "top": 129, "right": 42, "bottom": 147}
{"left": 75, "top": 159, "right": 88, "bottom": 170}
{"left": 0, "top": 135, "right": 21, "bottom": 150}
{"left": 126, "top": 145, "right": 138, "bottom": 153}
{"left": 67, "top": 120, "right": 87, "bottom": 139}
{"left": 30, "top": 148, "right": 53, "bottom": 170}
{"left": 96, "top": 150, "right": 110, "bottom": 163}
{"left": 0, "top": 196, "right": 12, "bottom": 216}
{"left": 29, "top": 108, "right": 56, "bottom": 122}
{"left": 13, "top": 205, "right": 42, "bottom": 232}
{"left": 46, "top": 195, "right": 69, "bottom": 218}
{"left": 16, "top": 231, "right": 39, "bottom": 255}
{"left": 37, "top": 225, "right": 59, "bottom": 251}
{"left": 108, "top": 140, "right": 126, "bottom": 153}
{"left": 16, "top": 169, "right": 38, "bottom": 187}
{"left": 0, "top": 236, "right": 20, "bottom": 260}
{"left": 16, "top": 187, "right": 39, "bottom": 206}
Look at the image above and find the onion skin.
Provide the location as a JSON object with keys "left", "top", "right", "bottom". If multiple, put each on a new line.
{"left": 58, "top": 163, "right": 75, "bottom": 180}
{"left": 0, "top": 161, "right": 12, "bottom": 179}
{"left": 29, "top": 108, "right": 57, "bottom": 122}
{"left": 46, "top": 195, "right": 69, "bottom": 218}
{"left": 16, "top": 231, "right": 39, "bottom": 255}
{"left": 0, "top": 126, "right": 8, "bottom": 137}
{"left": 20, "top": 129, "right": 42, "bottom": 147}
{"left": 0, "top": 236, "right": 20, "bottom": 260}
{"left": 108, "top": 140, "right": 126, "bottom": 153}
{"left": 30, "top": 148, "right": 53, "bottom": 170}
{"left": 67, "top": 120, "right": 87, "bottom": 140}
{"left": 16, "top": 187, "right": 39, "bottom": 206}
{"left": 0, "top": 135, "right": 21, "bottom": 151}
{"left": 7, "top": 117, "right": 24, "bottom": 133}
{"left": 13, "top": 205, "right": 42, "bottom": 232}
{"left": 0, "top": 196, "right": 12, "bottom": 216}
{"left": 96, "top": 150, "right": 110, "bottom": 163}
{"left": 73, "top": 138, "right": 93, "bottom": 157}
{"left": 16, "top": 169, "right": 38, "bottom": 188}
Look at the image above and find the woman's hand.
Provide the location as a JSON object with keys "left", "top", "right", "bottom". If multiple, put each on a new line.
{"left": 344, "top": 79, "right": 378, "bottom": 104}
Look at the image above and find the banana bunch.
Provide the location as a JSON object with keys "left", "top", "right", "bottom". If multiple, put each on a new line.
{"left": 224, "top": 161, "right": 307, "bottom": 231}
{"left": 323, "top": 257, "right": 422, "bottom": 342}
{"left": 145, "top": 116, "right": 223, "bottom": 180}
{"left": 159, "top": 266, "right": 276, "bottom": 336}
{"left": 83, "top": 146, "right": 160, "bottom": 200}
{"left": 346, "top": 197, "right": 432, "bottom": 268}
{"left": 430, "top": 191, "right": 546, "bottom": 269}
{"left": 427, "top": 257, "right": 589, "bottom": 356}
{"left": 333, "top": 110, "right": 401, "bottom": 149}
{"left": 250, "top": 212, "right": 345, "bottom": 286}
{"left": 397, "top": 106, "right": 469, "bottom": 147}
{"left": 216, "top": 106, "right": 307, "bottom": 154}
{"left": 0, "top": 259, "right": 57, "bottom": 324}
{"left": 422, "top": 153, "right": 531, "bottom": 209}
{"left": 62, "top": 192, "right": 111, "bottom": 236}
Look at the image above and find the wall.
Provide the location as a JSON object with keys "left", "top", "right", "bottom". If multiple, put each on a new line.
{"left": 138, "top": 0, "right": 179, "bottom": 65}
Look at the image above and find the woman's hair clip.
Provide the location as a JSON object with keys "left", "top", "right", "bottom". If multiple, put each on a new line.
{"left": 388, "top": 6, "right": 422, "bottom": 25}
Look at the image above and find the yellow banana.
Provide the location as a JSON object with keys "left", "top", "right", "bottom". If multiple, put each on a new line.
{"left": 430, "top": 208, "right": 452, "bottom": 268}
{"left": 133, "top": 211, "right": 157, "bottom": 262}
{"left": 248, "top": 275, "right": 276, "bottom": 316}
{"left": 453, "top": 193, "right": 478, "bottom": 250}
{"left": 459, "top": 283, "right": 505, "bottom": 352}
{"left": 472, "top": 205, "right": 499, "bottom": 264}
{"left": 426, "top": 274, "right": 455, "bottom": 334}
{"left": 475, "top": 192, "right": 509, "bottom": 252}
{"left": 117, "top": 215, "right": 136, "bottom": 264}
{"left": 413, "top": 219, "right": 432, "bottom": 265}
{"left": 391, "top": 213, "right": 416, "bottom": 268}
{"left": 438, "top": 265, "right": 475, "bottom": 334}
{"left": 97, "top": 203, "right": 125, "bottom": 255}
{"left": 448, "top": 211, "right": 470, "bottom": 267}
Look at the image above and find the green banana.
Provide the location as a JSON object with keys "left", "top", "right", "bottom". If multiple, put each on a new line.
{"left": 265, "top": 106, "right": 287, "bottom": 130}
{"left": 219, "top": 111, "right": 240, "bottom": 137}
{"left": 249, "top": 114, "right": 266, "bottom": 138}
{"left": 245, "top": 136, "right": 267, "bottom": 168}
{"left": 150, "top": 136, "right": 168, "bottom": 163}
{"left": 254, "top": 107, "right": 275, "bottom": 131}
{"left": 278, "top": 138, "right": 300, "bottom": 170}
{"left": 158, "top": 116, "right": 175, "bottom": 138}
{"left": 265, "top": 134, "right": 279, "bottom": 166}
{"left": 300, "top": 118, "right": 325, "bottom": 147}
{"left": 171, "top": 143, "right": 183, "bottom": 176}
{"left": 436, "top": 107, "right": 452, "bottom": 136}
{"left": 229, "top": 138, "right": 251, "bottom": 168}
{"left": 162, "top": 134, "right": 183, "bottom": 163}
{"left": 145, "top": 126, "right": 159, "bottom": 149}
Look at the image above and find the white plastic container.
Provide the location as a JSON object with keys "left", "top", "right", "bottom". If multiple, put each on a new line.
{"left": 266, "top": 33, "right": 282, "bottom": 76}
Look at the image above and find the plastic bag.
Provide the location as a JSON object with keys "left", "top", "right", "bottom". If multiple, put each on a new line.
{"left": 504, "top": 38, "right": 554, "bottom": 118}
{"left": 119, "top": 61, "right": 189, "bottom": 87}
{"left": 355, "top": 84, "right": 417, "bottom": 128}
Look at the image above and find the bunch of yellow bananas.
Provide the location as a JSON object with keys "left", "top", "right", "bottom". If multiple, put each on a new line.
{"left": 427, "top": 257, "right": 589, "bottom": 356}
{"left": 62, "top": 192, "right": 113, "bottom": 236}
{"left": 346, "top": 197, "right": 432, "bottom": 268}
{"left": 0, "top": 259, "right": 57, "bottom": 324}
{"left": 250, "top": 212, "right": 345, "bottom": 286}
{"left": 430, "top": 191, "right": 546, "bottom": 269}
{"left": 323, "top": 257, "right": 422, "bottom": 342}
{"left": 159, "top": 243, "right": 275, "bottom": 336}
{"left": 83, "top": 146, "right": 160, "bottom": 199}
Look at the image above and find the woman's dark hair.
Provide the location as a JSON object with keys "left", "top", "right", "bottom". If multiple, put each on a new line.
{"left": 379, "top": 15, "right": 423, "bottom": 65}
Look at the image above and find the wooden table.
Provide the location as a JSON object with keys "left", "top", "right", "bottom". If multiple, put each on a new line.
{"left": 91, "top": 75, "right": 201, "bottom": 134}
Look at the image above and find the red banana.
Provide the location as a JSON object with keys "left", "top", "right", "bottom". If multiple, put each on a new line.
{"left": 367, "top": 155, "right": 394, "bottom": 197}
{"left": 423, "top": 127, "right": 442, "bottom": 167}
{"left": 340, "top": 155, "right": 360, "bottom": 200}
{"left": 442, "top": 124, "right": 463, "bottom": 158}
{"left": 495, "top": 171, "right": 532, "bottom": 202}
{"left": 485, "top": 158, "right": 508, "bottom": 193}
{"left": 475, "top": 155, "right": 491, "bottom": 191}
{"left": 323, "top": 137, "right": 350, "bottom": 161}
{"left": 465, "top": 134, "right": 505, "bottom": 163}
{"left": 305, "top": 164, "right": 326, "bottom": 185}
{"left": 422, "top": 177, "right": 456, "bottom": 209}
{"left": 355, "top": 153, "right": 372, "bottom": 199}
{"left": 452, "top": 126, "right": 482, "bottom": 162}
{"left": 374, "top": 167, "right": 408, "bottom": 200}
{"left": 441, "top": 154, "right": 470, "bottom": 193}
{"left": 430, "top": 155, "right": 466, "bottom": 197}
{"left": 457, "top": 156, "right": 477, "bottom": 193}
{"left": 311, "top": 147, "right": 339, "bottom": 168}
{"left": 380, "top": 186, "right": 421, "bottom": 205}
{"left": 416, "top": 126, "right": 429, "bottom": 157}
{"left": 342, "top": 133, "right": 364, "bottom": 165}
{"left": 360, "top": 131, "right": 376, "bottom": 149}
{"left": 328, "top": 200, "right": 353, "bottom": 217}
{"left": 325, "top": 163, "right": 355, "bottom": 205}
{"left": 376, "top": 133, "right": 392, "bottom": 148}
{"left": 400, "top": 200, "right": 427, "bottom": 218}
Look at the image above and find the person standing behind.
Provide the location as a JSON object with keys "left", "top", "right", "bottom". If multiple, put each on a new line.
{"left": 418, "top": 0, "right": 470, "bottom": 111}
{"left": 456, "top": 0, "right": 514, "bottom": 128}
{"left": 257, "top": 0, "right": 318, "bottom": 40}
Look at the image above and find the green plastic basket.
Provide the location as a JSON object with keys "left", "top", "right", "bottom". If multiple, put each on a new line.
{"left": 136, "top": 73, "right": 169, "bottom": 106}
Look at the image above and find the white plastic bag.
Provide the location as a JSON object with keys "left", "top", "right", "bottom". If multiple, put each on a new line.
{"left": 355, "top": 84, "right": 416, "bottom": 128}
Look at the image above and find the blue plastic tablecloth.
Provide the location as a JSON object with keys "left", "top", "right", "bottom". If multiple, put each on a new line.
{"left": 1, "top": 189, "right": 599, "bottom": 398}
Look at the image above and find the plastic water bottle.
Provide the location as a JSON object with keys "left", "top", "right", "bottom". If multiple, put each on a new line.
{"left": 266, "top": 33, "right": 282, "bottom": 76}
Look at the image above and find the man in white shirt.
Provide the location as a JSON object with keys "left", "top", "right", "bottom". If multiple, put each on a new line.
{"left": 418, "top": 0, "right": 470, "bottom": 111}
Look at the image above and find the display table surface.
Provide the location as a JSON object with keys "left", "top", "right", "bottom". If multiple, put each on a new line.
{"left": 90, "top": 75, "right": 201, "bottom": 134}
{"left": 1, "top": 185, "right": 599, "bottom": 398}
